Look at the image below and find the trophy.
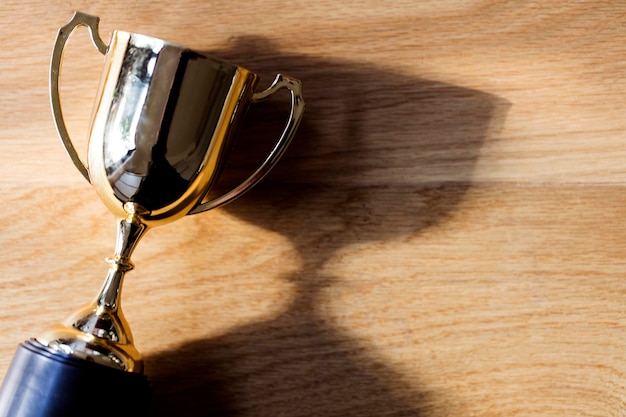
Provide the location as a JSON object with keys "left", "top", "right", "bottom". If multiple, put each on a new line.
{"left": 0, "top": 12, "right": 304, "bottom": 417}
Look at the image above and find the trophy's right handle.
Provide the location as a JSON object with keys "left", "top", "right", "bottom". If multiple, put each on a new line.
{"left": 189, "top": 74, "right": 305, "bottom": 215}
{"left": 50, "top": 11, "right": 108, "bottom": 183}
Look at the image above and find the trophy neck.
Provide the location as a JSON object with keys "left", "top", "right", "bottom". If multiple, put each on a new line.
{"left": 98, "top": 215, "right": 148, "bottom": 309}
{"left": 36, "top": 213, "right": 149, "bottom": 373}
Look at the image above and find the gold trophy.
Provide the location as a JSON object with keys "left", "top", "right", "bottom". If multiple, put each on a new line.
{"left": 0, "top": 12, "right": 303, "bottom": 417}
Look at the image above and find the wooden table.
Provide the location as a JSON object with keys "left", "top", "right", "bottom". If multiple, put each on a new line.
{"left": 1, "top": 1, "right": 625, "bottom": 416}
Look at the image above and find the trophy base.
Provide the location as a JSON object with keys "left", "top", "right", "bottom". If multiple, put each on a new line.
{"left": 0, "top": 339, "right": 150, "bottom": 417}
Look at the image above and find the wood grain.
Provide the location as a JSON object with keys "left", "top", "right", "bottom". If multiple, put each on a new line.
{"left": 0, "top": 1, "right": 625, "bottom": 416}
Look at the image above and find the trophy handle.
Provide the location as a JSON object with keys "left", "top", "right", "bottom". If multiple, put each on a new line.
{"left": 189, "top": 74, "right": 305, "bottom": 215}
{"left": 50, "top": 11, "right": 108, "bottom": 183}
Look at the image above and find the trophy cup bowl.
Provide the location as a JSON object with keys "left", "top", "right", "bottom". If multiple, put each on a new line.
{"left": 0, "top": 12, "right": 303, "bottom": 417}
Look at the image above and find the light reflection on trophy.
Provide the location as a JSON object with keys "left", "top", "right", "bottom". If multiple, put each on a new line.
{"left": 0, "top": 12, "right": 303, "bottom": 417}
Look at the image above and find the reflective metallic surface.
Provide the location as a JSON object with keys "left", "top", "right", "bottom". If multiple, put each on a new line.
{"left": 89, "top": 30, "right": 259, "bottom": 225}
{"left": 44, "top": 11, "right": 305, "bottom": 373}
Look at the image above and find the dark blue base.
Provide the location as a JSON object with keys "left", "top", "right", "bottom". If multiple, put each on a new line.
{"left": 0, "top": 340, "right": 150, "bottom": 417}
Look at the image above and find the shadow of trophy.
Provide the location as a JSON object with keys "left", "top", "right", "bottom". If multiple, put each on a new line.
{"left": 146, "top": 37, "right": 510, "bottom": 416}
{"left": 0, "top": 13, "right": 304, "bottom": 417}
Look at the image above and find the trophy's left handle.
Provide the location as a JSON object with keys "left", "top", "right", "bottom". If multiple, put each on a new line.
{"left": 50, "top": 11, "right": 108, "bottom": 183}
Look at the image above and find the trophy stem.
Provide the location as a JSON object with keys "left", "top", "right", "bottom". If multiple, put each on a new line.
{"left": 97, "top": 217, "right": 148, "bottom": 310}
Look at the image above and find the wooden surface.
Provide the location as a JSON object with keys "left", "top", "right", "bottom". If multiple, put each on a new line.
{"left": 1, "top": 1, "right": 626, "bottom": 416}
